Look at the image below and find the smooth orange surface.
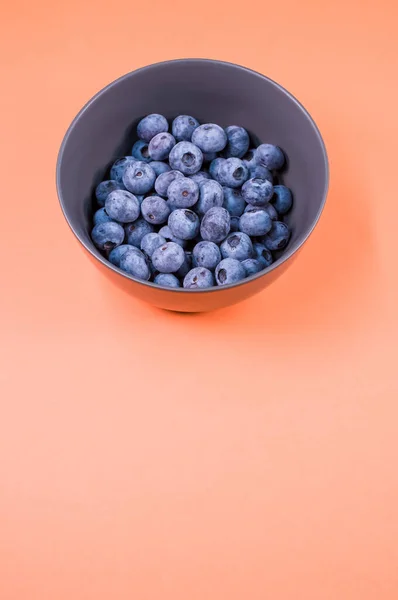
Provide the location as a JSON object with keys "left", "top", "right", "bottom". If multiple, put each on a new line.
{"left": 1, "top": 1, "right": 398, "bottom": 599}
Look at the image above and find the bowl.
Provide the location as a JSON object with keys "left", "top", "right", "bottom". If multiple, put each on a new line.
{"left": 56, "top": 59, "right": 329, "bottom": 312}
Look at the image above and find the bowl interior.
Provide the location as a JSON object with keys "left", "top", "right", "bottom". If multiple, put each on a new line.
{"left": 58, "top": 59, "right": 327, "bottom": 280}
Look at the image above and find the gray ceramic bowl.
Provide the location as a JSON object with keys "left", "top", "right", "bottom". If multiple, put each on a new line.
{"left": 56, "top": 59, "right": 328, "bottom": 312}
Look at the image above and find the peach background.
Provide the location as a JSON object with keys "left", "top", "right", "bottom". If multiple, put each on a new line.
{"left": 1, "top": 0, "right": 398, "bottom": 598}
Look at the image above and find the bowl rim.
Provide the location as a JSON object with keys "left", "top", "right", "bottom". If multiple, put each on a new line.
{"left": 56, "top": 58, "right": 329, "bottom": 294}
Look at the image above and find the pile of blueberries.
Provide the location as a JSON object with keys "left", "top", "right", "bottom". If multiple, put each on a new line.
{"left": 91, "top": 114, "right": 293, "bottom": 289}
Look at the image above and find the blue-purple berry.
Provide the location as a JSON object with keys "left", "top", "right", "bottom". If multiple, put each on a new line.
{"left": 169, "top": 141, "right": 203, "bottom": 175}
{"left": 124, "top": 218, "right": 155, "bottom": 247}
{"left": 192, "top": 123, "right": 227, "bottom": 153}
{"left": 158, "top": 225, "right": 187, "bottom": 248}
{"left": 271, "top": 185, "right": 293, "bottom": 215}
{"left": 189, "top": 171, "right": 211, "bottom": 185}
{"left": 148, "top": 132, "right": 176, "bottom": 160}
{"left": 200, "top": 206, "right": 230, "bottom": 243}
{"left": 140, "top": 232, "right": 167, "bottom": 257}
{"left": 241, "top": 258, "right": 264, "bottom": 276}
{"left": 152, "top": 242, "right": 185, "bottom": 273}
{"left": 131, "top": 140, "right": 152, "bottom": 163}
{"left": 137, "top": 114, "right": 168, "bottom": 142}
{"left": 93, "top": 207, "right": 113, "bottom": 225}
{"left": 154, "top": 273, "right": 181, "bottom": 288}
{"left": 230, "top": 216, "right": 240, "bottom": 232}
{"left": 110, "top": 157, "right": 136, "bottom": 184}
{"left": 220, "top": 232, "right": 253, "bottom": 261}
{"left": 141, "top": 195, "right": 170, "bottom": 224}
{"left": 171, "top": 115, "right": 199, "bottom": 141}
{"left": 215, "top": 258, "right": 246, "bottom": 286}
{"left": 209, "top": 157, "right": 225, "bottom": 179}
{"left": 168, "top": 209, "right": 200, "bottom": 240}
{"left": 91, "top": 221, "right": 124, "bottom": 251}
{"left": 252, "top": 243, "right": 273, "bottom": 267}
{"left": 192, "top": 241, "right": 221, "bottom": 270}
{"left": 264, "top": 203, "right": 279, "bottom": 220}
{"left": 123, "top": 161, "right": 156, "bottom": 195}
{"left": 95, "top": 179, "right": 124, "bottom": 207}
{"left": 196, "top": 180, "right": 224, "bottom": 215}
{"left": 183, "top": 267, "right": 214, "bottom": 289}
{"left": 224, "top": 126, "right": 250, "bottom": 158}
{"left": 167, "top": 177, "right": 199, "bottom": 208}
{"left": 216, "top": 158, "right": 249, "bottom": 188}
{"left": 222, "top": 187, "right": 246, "bottom": 216}
{"left": 119, "top": 247, "right": 150, "bottom": 280}
{"left": 261, "top": 221, "right": 291, "bottom": 250}
{"left": 239, "top": 207, "right": 273, "bottom": 236}
{"left": 105, "top": 189, "right": 140, "bottom": 223}
{"left": 150, "top": 161, "right": 171, "bottom": 177}
{"left": 109, "top": 244, "right": 136, "bottom": 267}
{"left": 155, "top": 169, "right": 184, "bottom": 197}
{"left": 256, "top": 144, "right": 285, "bottom": 170}
{"left": 242, "top": 177, "right": 274, "bottom": 206}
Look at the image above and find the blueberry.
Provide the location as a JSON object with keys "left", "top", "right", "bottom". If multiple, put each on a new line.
{"left": 169, "top": 141, "right": 203, "bottom": 175}
{"left": 271, "top": 185, "right": 293, "bottom": 215}
{"left": 137, "top": 114, "right": 168, "bottom": 142}
{"left": 124, "top": 218, "right": 155, "bottom": 247}
{"left": 189, "top": 171, "right": 211, "bottom": 185}
{"left": 154, "top": 273, "right": 181, "bottom": 288}
{"left": 105, "top": 189, "right": 140, "bottom": 223}
{"left": 261, "top": 221, "right": 291, "bottom": 250}
{"left": 256, "top": 144, "right": 285, "bottom": 170}
{"left": 264, "top": 203, "right": 278, "bottom": 220}
{"left": 224, "top": 126, "right": 250, "bottom": 158}
{"left": 200, "top": 207, "right": 230, "bottom": 243}
{"left": 119, "top": 247, "right": 151, "bottom": 280}
{"left": 209, "top": 157, "right": 225, "bottom": 179}
{"left": 93, "top": 207, "right": 113, "bottom": 225}
{"left": 220, "top": 232, "right": 253, "bottom": 261}
{"left": 141, "top": 196, "right": 170, "bottom": 224}
{"left": 242, "top": 148, "right": 256, "bottom": 165}
{"left": 155, "top": 169, "right": 184, "bottom": 197}
{"left": 217, "top": 158, "right": 249, "bottom": 188}
{"left": 91, "top": 221, "right": 124, "bottom": 251}
{"left": 150, "top": 161, "right": 171, "bottom": 177}
{"left": 168, "top": 209, "right": 200, "bottom": 240}
{"left": 152, "top": 241, "right": 185, "bottom": 273}
{"left": 239, "top": 207, "right": 273, "bottom": 236}
{"left": 171, "top": 115, "right": 200, "bottom": 141}
{"left": 252, "top": 242, "right": 273, "bottom": 267}
{"left": 123, "top": 161, "right": 156, "bottom": 195}
{"left": 196, "top": 180, "right": 224, "bottom": 215}
{"left": 167, "top": 177, "right": 199, "bottom": 208}
{"left": 158, "top": 225, "right": 188, "bottom": 249}
{"left": 148, "top": 132, "right": 176, "bottom": 160}
{"left": 131, "top": 140, "right": 152, "bottom": 163}
{"left": 192, "top": 241, "right": 221, "bottom": 270}
{"left": 175, "top": 251, "right": 192, "bottom": 278}
{"left": 191, "top": 123, "right": 227, "bottom": 153}
{"left": 203, "top": 152, "right": 217, "bottom": 163}
{"left": 215, "top": 258, "right": 245, "bottom": 286}
{"left": 241, "top": 258, "right": 264, "bottom": 276}
{"left": 109, "top": 244, "right": 136, "bottom": 267}
{"left": 248, "top": 163, "right": 274, "bottom": 182}
{"left": 110, "top": 157, "right": 136, "bottom": 184}
{"left": 242, "top": 177, "right": 273, "bottom": 206}
{"left": 230, "top": 216, "right": 240, "bottom": 232}
{"left": 95, "top": 179, "right": 124, "bottom": 207}
{"left": 140, "top": 232, "right": 167, "bottom": 257}
{"left": 183, "top": 267, "right": 214, "bottom": 289}
{"left": 222, "top": 187, "right": 246, "bottom": 216}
